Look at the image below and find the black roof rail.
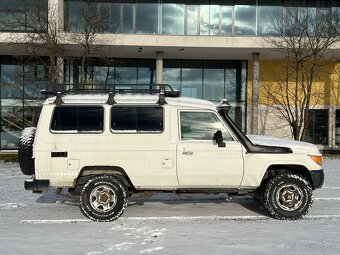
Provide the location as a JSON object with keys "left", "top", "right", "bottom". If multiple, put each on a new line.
{"left": 40, "top": 84, "right": 180, "bottom": 106}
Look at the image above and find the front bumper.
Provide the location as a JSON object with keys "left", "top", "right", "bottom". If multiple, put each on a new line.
{"left": 25, "top": 179, "right": 50, "bottom": 192}
{"left": 310, "top": 169, "right": 324, "bottom": 189}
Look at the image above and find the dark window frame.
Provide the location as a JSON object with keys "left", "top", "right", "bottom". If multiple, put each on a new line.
{"left": 50, "top": 105, "right": 105, "bottom": 134}
{"left": 110, "top": 105, "right": 164, "bottom": 134}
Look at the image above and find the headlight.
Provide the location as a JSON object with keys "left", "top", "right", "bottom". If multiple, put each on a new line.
{"left": 309, "top": 155, "right": 323, "bottom": 166}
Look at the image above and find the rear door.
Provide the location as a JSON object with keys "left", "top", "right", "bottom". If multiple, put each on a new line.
{"left": 176, "top": 110, "right": 244, "bottom": 188}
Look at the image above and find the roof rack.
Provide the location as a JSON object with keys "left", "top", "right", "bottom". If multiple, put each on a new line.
{"left": 41, "top": 84, "right": 180, "bottom": 106}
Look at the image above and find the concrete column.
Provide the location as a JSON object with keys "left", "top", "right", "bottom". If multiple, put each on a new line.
{"left": 156, "top": 51, "right": 163, "bottom": 85}
{"left": 328, "top": 106, "right": 336, "bottom": 149}
{"left": 251, "top": 52, "right": 260, "bottom": 135}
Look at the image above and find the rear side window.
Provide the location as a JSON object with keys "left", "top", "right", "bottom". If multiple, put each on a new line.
{"left": 111, "top": 106, "right": 163, "bottom": 133}
{"left": 51, "top": 106, "right": 104, "bottom": 133}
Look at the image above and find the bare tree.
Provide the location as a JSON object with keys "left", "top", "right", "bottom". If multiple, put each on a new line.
{"left": 261, "top": 4, "right": 340, "bottom": 141}
{"left": 67, "top": 0, "right": 112, "bottom": 87}
{"left": 6, "top": 0, "right": 63, "bottom": 91}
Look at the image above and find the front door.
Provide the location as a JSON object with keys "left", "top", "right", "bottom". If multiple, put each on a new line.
{"left": 176, "top": 110, "right": 244, "bottom": 188}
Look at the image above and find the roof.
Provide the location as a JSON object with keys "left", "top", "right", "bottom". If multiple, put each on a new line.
{"left": 43, "top": 93, "right": 217, "bottom": 110}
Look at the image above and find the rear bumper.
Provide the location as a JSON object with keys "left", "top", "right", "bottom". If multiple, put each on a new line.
{"left": 25, "top": 179, "right": 50, "bottom": 192}
{"left": 310, "top": 169, "right": 324, "bottom": 189}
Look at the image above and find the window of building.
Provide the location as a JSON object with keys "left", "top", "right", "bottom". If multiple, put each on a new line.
{"left": 221, "top": 5, "right": 233, "bottom": 35}
{"left": 180, "top": 111, "right": 232, "bottom": 141}
{"left": 304, "top": 109, "right": 328, "bottom": 145}
{"left": 162, "top": 0, "right": 185, "bottom": 35}
{"left": 111, "top": 106, "right": 163, "bottom": 133}
{"left": 258, "top": 0, "right": 283, "bottom": 35}
{"left": 0, "top": 0, "right": 47, "bottom": 32}
{"left": 136, "top": 0, "right": 158, "bottom": 34}
{"left": 336, "top": 110, "right": 340, "bottom": 145}
{"left": 203, "top": 61, "right": 225, "bottom": 102}
{"left": 181, "top": 60, "right": 203, "bottom": 98}
{"left": 186, "top": 5, "right": 199, "bottom": 35}
{"left": 0, "top": 57, "right": 49, "bottom": 149}
{"left": 163, "top": 59, "right": 247, "bottom": 132}
{"left": 234, "top": 0, "right": 257, "bottom": 35}
{"left": 51, "top": 106, "right": 104, "bottom": 133}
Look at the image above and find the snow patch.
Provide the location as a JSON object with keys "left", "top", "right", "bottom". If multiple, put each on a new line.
{"left": 87, "top": 242, "right": 133, "bottom": 254}
{"left": 0, "top": 203, "right": 26, "bottom": 209}
{"left": 20, "top": 219, "right": 92, "bottom": 224}
{"left": 140, "top": 246, "right": 164, "bottom": 254}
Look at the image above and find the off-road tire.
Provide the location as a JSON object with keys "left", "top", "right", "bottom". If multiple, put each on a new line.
{"left": 80, "top": 175, "right": 128, "bottom": 222}
{"left": 18, "top": 127, "right": 36, "bottom": 175}
{"left": 263, "top": 172, "right": 314, "bottom": 220}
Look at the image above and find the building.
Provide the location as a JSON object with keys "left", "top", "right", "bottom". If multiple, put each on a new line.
{"left": 0, "top": 0, "right": 339, "bottom": 151}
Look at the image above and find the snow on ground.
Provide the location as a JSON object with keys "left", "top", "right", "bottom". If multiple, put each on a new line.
{"left": 0, "top": 158, "right": 340, "bottom": 255}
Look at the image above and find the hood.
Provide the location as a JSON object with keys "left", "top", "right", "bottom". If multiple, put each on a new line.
{"left": 247, "top": 135, "right": 320, "bottom": 154}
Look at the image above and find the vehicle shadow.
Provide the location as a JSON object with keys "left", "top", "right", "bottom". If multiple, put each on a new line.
{"left": 36, "top": 188, "right": 79, "bottom": 207}
{"left": 35, "top": 190, "right": 270, "bottom": 217}
{"left": 128, "top": 193, "right": 270, "bottom": 217}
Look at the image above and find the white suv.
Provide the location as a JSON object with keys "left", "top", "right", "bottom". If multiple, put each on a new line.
{"left": 18, "top": 85, "right": 324, "bottom": 221}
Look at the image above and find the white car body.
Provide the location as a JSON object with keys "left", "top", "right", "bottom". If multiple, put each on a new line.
{"left": 32, "top": 94, "right": 322, "bottom": 190}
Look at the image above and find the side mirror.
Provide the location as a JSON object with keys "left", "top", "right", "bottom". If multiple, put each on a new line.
{"left": 213, "top": 130, "right": 226, "bottom": 148}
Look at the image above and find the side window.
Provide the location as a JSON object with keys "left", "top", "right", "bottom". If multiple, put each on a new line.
{"left": 51, "top": 106, "right": 104, "bottom": 133}
{"left": 180, "top": 111, "right": 233, "bottom": 141}
{"left": 111, "top": 106, "right": 163, "bottom": 133}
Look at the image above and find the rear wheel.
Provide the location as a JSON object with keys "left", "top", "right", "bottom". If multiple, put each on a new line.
{"left": 80, "top": 175, "right": 128, "bottom": 222}
{"left": 263, "top": 172, "right": 314, "bottom": 220}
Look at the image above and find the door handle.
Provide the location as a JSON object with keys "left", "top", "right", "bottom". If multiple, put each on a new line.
{"left": 182, "top": 151, "right": 193, "bottom": 155}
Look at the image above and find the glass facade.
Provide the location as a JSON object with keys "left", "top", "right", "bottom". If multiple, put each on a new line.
{"left": 163, "top": 59, "right": 247, "bottom": 131}
{"left": 0, "top": 0, "right": 47, "bottom": 32}
{"left": 64, "top": 58, "right": 247, "bottom": 131}
{"left": 0, "top": 57, "right": 49, "bottom": 149}
{"left": 63, "top": 0, "right": 339, "bottom": 36}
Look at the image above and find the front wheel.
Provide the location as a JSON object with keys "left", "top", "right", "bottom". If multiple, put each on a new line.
{"left": 80, "top": 175, "right": 128, "bottom": 222}
{"left": 263, "top": 172, "right": 314, "bottom": 220}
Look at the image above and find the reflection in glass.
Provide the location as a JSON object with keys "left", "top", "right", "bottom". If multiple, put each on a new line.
{"left": 66, "top": 1, "right": 84, "bottom": 32}
{"left": 104, "top": 2, "right": 120, "bottom": 33}
{"left": 1, "top": 104, "right": 23, "bottom": 149}
{"left": 123, "top": 4, "right": 134, "bottom": 33}
{"left": 203, "top": 61, "right": 224, "bottom": 103}
{"left": 163, "top": 60, "right": 181, "bottom": 91}
{"left": 1, "top": 64, "right": 23, "bottom": 99}
{"left": 186, "top": 6, "right": 198, "bottom": 35}
{"left": 200, "top": 5, "right": 210, "bottom": 35}
{"left": 334, "top": 7, "right": 340, "bottom": 35}
{"left": 115, "top": 62, "right": 137, "bottom": 84}
{"left": 221, "top": 6, "right": 233, "bottom": 35}
{"left": 180, "top": 111, "right": 232, "bottom": 141}
{"left": 182, "top": 61, "right": 202, "bottom": 98}
{"left": 0, "top": 0, "right": 47, "bottom": 32}
{"left": 258, "top": 3, "right": 282, "bottom": 35}
{"left": 225, "top": 67, "right": 237, "bottom": 102}
{"left": 24, "top": 101, "right": 43, "bottom": 128}
{"left": 136, "top": 0, "right": 158, "bottom": 34}
{"left": 93, "top": 66, "right": 115, "bottom": 88}
{"left": 235, "top": 2, "right": 256, "bottom": 35}
{"left": 137, "top": 60, "right": 155, "bottom": 84}
{"left": 210, "top": 5, "right": 220, "bottom": 35}
{"left": 162, "top": 2, "right": 185, "bottom": 35}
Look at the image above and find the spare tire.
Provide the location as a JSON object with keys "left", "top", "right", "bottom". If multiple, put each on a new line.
{"left": 18, "top": 127, "right": 36, "bottom": 175}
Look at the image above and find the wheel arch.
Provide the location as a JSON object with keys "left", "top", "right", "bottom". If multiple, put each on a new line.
{"left": 74, "top": 166, "right": 135, "bottom": 191}
{"left": 261, "top": 164, "right": 314, "bottom": 188}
